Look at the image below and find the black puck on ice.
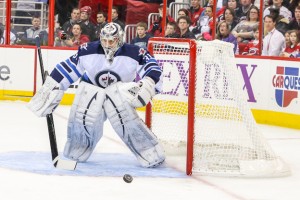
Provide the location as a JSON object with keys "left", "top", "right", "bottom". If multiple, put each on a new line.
{"left": 123, "top": 174, "right": 133, "bottom": 183}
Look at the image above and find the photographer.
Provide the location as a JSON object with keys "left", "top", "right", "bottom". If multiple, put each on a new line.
{"left": 55, "top": 23, "right": 89, "bottom": 47}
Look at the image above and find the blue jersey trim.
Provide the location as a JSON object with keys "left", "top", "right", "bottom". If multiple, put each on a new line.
{"left": 66, "top": 59, "right": 81, "bottom": 78}
{"left": 143, "top": 66, "right": 161, "bottom": 78}
{"left": 56, "top": 64, "right": 73, "bottom": 84}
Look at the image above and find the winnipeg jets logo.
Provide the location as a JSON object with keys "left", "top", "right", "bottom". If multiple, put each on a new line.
{"left": 138, "top": 48, "right": 147, "bottom": 56}
{"left": 95, "top": 71, "right": 121, "bottom": 88}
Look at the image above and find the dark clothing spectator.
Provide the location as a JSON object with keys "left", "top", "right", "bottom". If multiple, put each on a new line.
{"left": 95, "top": 12, "right": 107, "bottom": 40}
{"left": 275, "top": 17, "right": 289, "bottom": 35}
{"left": 80, "top": 21, "right": 96, "bottom": 41}
{"left": 113, "top": 18, "right": 125, "bottom": 31}
{"left": 288, "top": 20, "right": 300, "bottom": 30}
{"left": 61, "top": 8, "right": 80, "bottom": 37}
{"left": 79, "top": 6, "right": 97, "bottom": 41}
{"left": 236, "top": 3, "right": 254, "bottom": 22}
{"left": 112, "top": 6, "right": 125, "bottom": 30}
{"left": 268, "top": 6, "right": 289, "bottom": 35}
{"left": 165, "top": 32, "right": 180, "bottom": 38}
{"left": 179, "top": 30, "right": 196, "bottom": 39}
{"left": 148, "top": 16, "right": 175, "bottom": 37}
{"left": 131, "top": 34, "right": 152, "bottom": 49}
{"left": 288, "top": 6, "right": 300, "bottom": 30}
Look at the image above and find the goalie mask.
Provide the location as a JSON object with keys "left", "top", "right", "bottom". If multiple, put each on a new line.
{"left": 100, "top": 22, "right": 124, "bottom": 61}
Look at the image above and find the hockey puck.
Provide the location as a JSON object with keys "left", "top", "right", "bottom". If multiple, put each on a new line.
{"left": 123, "top": 174, "right": 133, "bottom": 183}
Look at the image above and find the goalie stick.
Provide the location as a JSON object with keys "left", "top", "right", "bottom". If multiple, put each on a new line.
{"left": 35, "top": 35, "right": 77, "bottom": 170}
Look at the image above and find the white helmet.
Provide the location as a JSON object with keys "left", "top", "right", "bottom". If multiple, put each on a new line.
{"left": 100, "top": 22, "right": 124, "bottom": 61}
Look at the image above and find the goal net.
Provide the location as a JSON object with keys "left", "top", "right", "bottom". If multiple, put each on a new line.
{"left": 146, "top": 38, "right": 290, "bottom": 177}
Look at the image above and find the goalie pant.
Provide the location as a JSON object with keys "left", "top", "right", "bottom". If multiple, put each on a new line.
{"left": 63, "top": 81, "right": 165, "bottom": 168}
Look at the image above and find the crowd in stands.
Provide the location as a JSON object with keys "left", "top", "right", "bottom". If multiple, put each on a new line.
{"left": 1, "top": 0, "right": 300, "bottom": 58}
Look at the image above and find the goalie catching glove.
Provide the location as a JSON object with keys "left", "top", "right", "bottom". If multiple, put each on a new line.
{"left": 27, "top": 76, "right": 64, "bottom": 117}
{"left": 118, "top": 77, "right": 156, "bottom": 108}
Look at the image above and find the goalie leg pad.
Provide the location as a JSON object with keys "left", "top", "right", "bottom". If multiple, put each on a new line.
{"left": 27, "top": 76, "right": 64, "bottom": 117}
{"left": 104, "top": 82, "right": 165, "bottom": 167}
{"left": 63, "top": 82, "right": 106, "bottom": 162}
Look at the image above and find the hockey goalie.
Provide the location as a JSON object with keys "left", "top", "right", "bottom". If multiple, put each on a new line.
{"left": 27, "top": 22, "right": 165, "bottom": 168}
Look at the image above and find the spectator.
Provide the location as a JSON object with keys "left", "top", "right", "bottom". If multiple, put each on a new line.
{"left": 112, "top": 6, "right": 125, "bottom": 31}
{"left": 0, "top": 20, "right": 17, "bottom": 45}
{"left": 236, "top": 0, "right": 254, "bottom": 22}
{"left": 189, "top": 0, "right": 205, "bottom": 27}
{"left": 288, "top": 0, "right": 300, "bottom": 18}
{"left": 216, "top": 21, "right": 239, "bottom": 54}
{"left": 262, "top": 15, "right": 285, "bottom": 56}
{"left": 288, "top": 6, "right": 300, "bottom": 31}
{"left": 59, "top": 23, "right": 90, "bottom": 47}
{"left": 284, "top": 30, "right": 292, "bottom": 45}
{"left": 2, "top": 30, "right": 17, "bottom": 45}
{"left": 177, "top": 16, "right": 196, "bottom": 39}
{"left": 192, "top": 6, "right": 214, "bottom": 39}
{"left": 148, "top": 3, "right": 175, "bottom": 37}
{"left": 79, "top": 6, "right": 96, "bottom": 41}
{"left": 280, "top": 29, "right": 300, "bottom": 57}
{"left": 165, "top": 21, "right": 180, "bottom": 38}
{"left": 130, "top": 22, "right": 151, "bottom": 49}
{"left": 223, "top": 8, "right": 239, "bottom": 31}
{"left": 231, "top": 6, "right": 260, "bottom": 43}
{"left": 20, "top": 15, "right": 48, "bottom": 46}
{"left": 95, "top": 11, "right": 107, "bottom": 40}
{"left": 62, "top": 8, "right": 81, "bottom": 37}
{"left": 242, "top": 26, "right": 260, "bottom": 55}
{"left": 177, "top": 8, "right": 190, "bottom": 19}
{"left": 268, "top": 6, "right": 289, "bottom": 35}
{"left": 263, "top": 0, "right": 292, "bottom": 23}
{"left": 226, "top": 0, "right": 242, "bottom": 21}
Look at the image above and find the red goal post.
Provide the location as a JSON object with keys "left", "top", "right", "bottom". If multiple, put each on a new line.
{"left": 146, "top": 38, "right": 197, "bottom": 175}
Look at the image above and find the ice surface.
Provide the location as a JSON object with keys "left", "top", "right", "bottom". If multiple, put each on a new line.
{"left": 0, "top": 101, "right": 300, "bottom": 200}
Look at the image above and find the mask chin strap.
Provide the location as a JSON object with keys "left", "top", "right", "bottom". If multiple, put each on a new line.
{"left": 104, "top": 49, "right": 115, "bottom": 62}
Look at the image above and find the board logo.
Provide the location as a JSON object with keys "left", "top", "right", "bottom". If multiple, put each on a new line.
{"left": 0, "top": 65, "right": 10, "bottom": 81}
{"left": 272, "top": 66, "right": 299, "bottom": 107}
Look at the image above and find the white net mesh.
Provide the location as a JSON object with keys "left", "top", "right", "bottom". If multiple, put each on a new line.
{"left": 149, "top": 39, "right": 290, "bottom": 177}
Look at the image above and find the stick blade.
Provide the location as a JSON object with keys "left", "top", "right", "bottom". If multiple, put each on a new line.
{"left": 56, "top": 159, "right": 77, "bottom": 170}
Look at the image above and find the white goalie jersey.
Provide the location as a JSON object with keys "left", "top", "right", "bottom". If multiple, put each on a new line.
{"left": 49, "top": 41, "right": 162, "bottom": 91}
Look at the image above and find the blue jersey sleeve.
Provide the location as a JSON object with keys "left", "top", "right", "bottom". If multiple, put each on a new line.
{"left": 50, "top": 44, "right": 90, "bottom": 90}
{"left": 137, "top": 47, "right": 162, "bottom": 84}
